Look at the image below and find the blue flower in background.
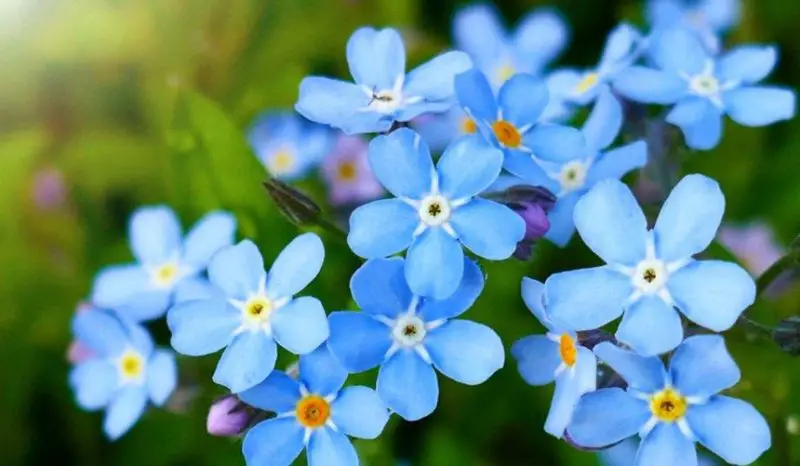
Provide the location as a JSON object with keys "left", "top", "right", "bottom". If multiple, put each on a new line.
{"left": 511, "top": 278, "right": 596, "bottom": 438}
{"left": 569, "top": 336, "right": 770, "bottom": 465}
{"left": 91, "top": 206, "right": 236, "bottom": 322}
{"left": 239, "top": 345, "right": 389, "bottom": 466}
{"left": 327, "top": 257, "right": 504, "bottom": 421}
{"left": 599, "top": 437, "right": 718, "bottom": 466}
{"left": 614, "top": 29, "right": 796, "bottom": 150}
{"left": 347, "top": 128, "right": 525, "bottom": 299}
{"left": 167, "top": 234, "right": 329, "bottom": 393}
{"left": 545, "top": 175, "right": 756, "bottom": 356}
{"left": 69, "top": 309, "right": 177, "bottom": 440}
{"left": 647, "top": 0, "right": 741, "bottom": 53}
{"left": 296, "top": 27, "right": 472, "bottom": 135}
{"left": 506, "top": 89, "right": 647, "bottom": 246}
{"left": 247, "top": 112, "right": 334, "bottom": 181}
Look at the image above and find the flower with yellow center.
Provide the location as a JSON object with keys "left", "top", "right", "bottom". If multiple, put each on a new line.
{"left": 492, "top": 120, "right": 522, "bottom": 148}
{"left": 460, "top": 117, "right": 478, "bottom": 134}
{"left": 151, "top": 262, "right": 180, "bottom": 288}
{"left": 649, "top": 388, "right": 688, "bottom": 423}
{"left": 269, "top": 148, "right": 296, "bottom": 176}
{"left": 495, "top": 63, "right": 516, "bottom": 85}
{"left": 295, "top": 395, "right": 331, "bottom": 429}
{"left": 574, "top": 72, "right": 599, "bottom": 95}
{"left": 118, "top": 349, "right": 146, "bottom": 383}
{"left": 336, "top": 161, "right": 357, "bottom": 182}
{"left": 558, "top": 333, "right": 577, "bottom": 367}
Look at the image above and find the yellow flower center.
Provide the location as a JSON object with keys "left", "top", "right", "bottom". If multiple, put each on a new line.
{"left": 270, "top": 149, "right": 295, "bottom": 175}
{"left": 119, "top": 350, "right": 145, "bottom": 380}
{"left": 245, "top": 297, "right": 273, "bottom": 321}
{"left": 575, "top": 73, "right": 599, "bottom": 94}
{"left": 461, "top": 117, "right": 478, "bottom": 134}
{"left": 337, "top": 161, "right": 357, "bottom": 182}
{"left": 495, "top": 64, "right": 516, "bottom": 84}
{"left": 650, "top": 388, "right": 688, "bottom": 422}
{"left": 153, "top": 263, "right": 179, "bottom": 287}
{"left": 559, "top": 333, "right": 577, "bottom": 367}
{"left": 492, "top": 121, "right": 521, "bottom": 148}
{"left": 296, "top": 395, "right": 330, "bottom": 428}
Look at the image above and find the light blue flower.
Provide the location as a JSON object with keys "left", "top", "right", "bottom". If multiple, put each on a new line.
{"left": 327, "top": 257, "right": 504, "bottom": 421}
{"left": 247, "top": 111, "right": 334, "bottom": 181}
{"left": 569, "top": 336, "right": 770, "bottom": 466}
{"left": 599, "top": 437, "right": 718, "bottom": 466}
{"left": 91, "top": 206, "right": 236, "bottom": 322}
{"left": 545, "top": 175, "right": 756, "bottom": 356}
{"left": 166, "top": 234, "right": 329, "bottom": 393}
{"left": 296, "top": 27, "right": 472, "bottom": 135}
{"left": 511, "top": 278, "right": 596, "bottom": 438}
{"left": 614, "top": 28, "right": 796, "bottom": 150}
{"left": 505, "top": 89, "right": 647, "bottom": 247}
{"left": 411, "top": 106, "right": 479, "bottom": 153}
{"left": 240, "top": 344, "right": 389, "bottom": 466}
{"left": 347, "top": 128, "right": 525, "bottom": 299}
{"left": 69, "top": 308, "right": 177, "bottom": 440}
{"left": 647, "top": 0, "right": 741, "bottom": 53}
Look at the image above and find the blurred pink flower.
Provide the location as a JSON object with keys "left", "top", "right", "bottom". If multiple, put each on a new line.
{"left": 31, "top": 167, "right": 66, "bottom": 211}
{"left": 718, "top": 222, "right": 784, "bottom": 276}
{"left": 66, "top": 340, "right": 95, "bottom": 364}
{"left": 322, "top": 134, "right": 383, "bottom": 206}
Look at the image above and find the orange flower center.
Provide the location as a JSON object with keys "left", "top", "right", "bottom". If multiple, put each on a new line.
{"left": 650, "top": 388, "right": 687, "bottom": 422}
{"left": 337, "top": 161, "right": 357, "bottom": 182}
{"left": 559, "top": 333, "right": 577, "bottom": 367}
{"left": 492, "top": 120, "right": 521, "bottom": 148}
{"left": 461, "top": 117, "right": 478, "bottom": 134}
{"left": 295, "top": 395, "right": 330, "bottom": 428}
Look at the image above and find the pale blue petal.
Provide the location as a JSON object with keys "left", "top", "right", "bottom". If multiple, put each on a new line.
{"left": 167, "top": 299, "right": 238, "bottom": 356}
{"left": 582, "top": 88, "right": 623, "bottom": 151}
{"left": 72, "top": 308, "right": 127, "bottom": 356}
{"left": 645, "top": 0, "right": 682, "bottom": 27}
{"left": 208, "top": 240, "right": 264, "bottom": 300}
{"left": 103, "top": 387, "right": 148, "bottom": 441}
{"left": 308, "top": 428, "right": 357, "bottom": 466}
{"left": 182, "top": 211, "right": 236, "bottom": 269}
{"left": 525, "top": 124, "right": 585, "bottom": 163}
{"left": 599, "top": 23, "right": 641, "bottom": 71}
{"left": 665, "top": 97, "right": 707, "bottom": 128}
{"left": 585, "top": 141, "right": 648, "bottom": 186}
{"left": 368, "top": 128, "right": 434, "bottom": 199}
{"left": 213, "top": 331, "right": 277, "bottom": 393}
{"left": 453, "top": 4, "right": 505, "bottom": 68}
{"left": 405, "top": 227, "right": 464, "bottom": 300}
{"left": 426, "top": 320, "right": 504, "bottom": 385}
{"left": 612, "top": 66, "right": 686, "bottom": 104}
{"left": 347, "top": 199, "right": 417, "bottom": 259}
{"left": 543, "top": 192, "right": 580, "bottom": 248}
{"left": 717, "top": 45, "right": 776, "bottom": 84}
{"left": 90, "top": 264, "right": 150, "bottom": 311}
{"left": 239, "top": 371, "right": 301, "bottom": 413}
{"left": 547, "top": 68, "right": 582, "bottom": 99}
{"left": 503, "top": 150, "right": 556, "bottom": 190}
{"left": 418, "top": 257, "right": 484, "bottom": 322}
{"left": 545, "top": 267, "right": 631, "bottom": 330}
{"left": 403, "top": 51, "right": 472, "bottom": 106}
{"left": 455, "top": 69, "right": 498, "bottom": 123}
{"left": 71, "top": 359, "right": 117, "bottom": 410}
{"left": 498, "top": 74, "right": 548, "bottom": 127}
{"left": 544, "top": 346, "right": 597, "bottom": 438}
{"left": 331, "top": 386, "right": 389, "bottom": 439}
{"left": 129, "top": 206, "right": 182, "bottom": 265}
{"left": 450, "top": 199, "right": 525, "bottom": 260}
{"left": 669, "top": 260, "right": 756, "bottom": 332}
{"left": 567, "top": 388, "right": 650, "bottom": 448}
{"left": 146, "top": 350, "right": 177, "bottom": 406}
{"left": 346, "top": 27, "right": 405, "bottom": 90}
{"left": 299, "top": 344, "right": 347, "bottom": 396}
{"left": 377, "top": 350, "right": 438, "bottom": 421}
{"left": 510, "top": 335, "right": 560, "bottom": 386}
{"left": 125, "top": 320, "right": 155, "bottom": 357}
{"left": 267, "top": 233, "right": 324, "bottom": 299}
{"left": 687, "top": 396, "right": 771, "bottom": 465}
{"left": 327, "top": 312, "right": 391, "bottom": 373}
{"left": 173, "top": 277, "right": 224, "bottom": 303}
{"left": 520, "top": 277, "right": 556, "bottom": 330}
{"left": 703, "top": 0, "right": 742, "bottom": 32}
{"left": 513, "top": 8, "right": 569, "bottom": 68}
{"left": 296, "top": 77, "right": 384, "bottom": 135}
{"left": 636, "top": 423, "right": 698, "bottom": 466}
{"left": 723, "top": 86, "right": 796, "bottom": 127}
{"left": 242, "top": 418, "right": 305, "bottom": 466}
{"left": 675, "top": 101, "right": 723, "bottom": 150}
{"left": 616, "top": 296, "right": 684, "bottom": 357}
{"left": 653, "top": 174, "right": 724, "bottom": 262}
{"left": 271, "top": 297, "right": 329, "bottom": 356}
{"left": 117, "top": 290, "right": 173, "bottom": 322}
{"left": 650, "top": 28, "right": 708, "bottom": 75}
{"left": 669, "top": 335, "right": 740, "bottom": 399}
{"left": 438, "top": 136, "right": 503, "bottom": 200}
{"left": 593, "top": 341, "right": 668, "bottom": 393}
{"left": 598, "top": 438, "right": 639, "bottom": 466}
{"left": 349, "top": 258, "right": 413, "bottom": 318}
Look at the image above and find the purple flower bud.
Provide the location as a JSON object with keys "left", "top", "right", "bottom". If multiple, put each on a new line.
{"left": 499, "top": 185, "right": 557, "bottom": 260}
{"left": 515, "top": 202, "right": 550, "bottom": 241}
{"left": 207, "top": 396, "right": 251, "bottom": 437}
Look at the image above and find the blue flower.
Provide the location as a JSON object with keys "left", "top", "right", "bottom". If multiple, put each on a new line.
{"left": 411, "top": 106, "right": 479, "bottom": 153}
{"left": 247, "top": 111, "right": 334, "bottom": 181}
{"left": 69, "top": 308, "right": 177, "bottom": 440}
{"left": 347, "top": 128, "right": 525, "bottom": 299}
{"left": 614, "top": 28, "right": 796, "bottom": 150}
{"left": 646, "top": 0, "right": 741, "bottom": 53}
{"left": 511, "top": 278, "right": 596, "bottom": 438}
{"left": 327, "top": 257, "right": 504, "bottom": 421}
{"left": 453, "top": 3, "right": 569, "bottom": 89}
{"left": 239, "top": 344, "right": 389, "bottom": 466}
{"left": 506, "top": 89, "right": 648, "bottom": 246}
{"left": 599, "top": 437, "right": 718, "bottom": 466}
{"left": 545, "top": 175, "right": 756, "bottom": 356}
{"left": 91, "top": 207, "right": 236, "bottom": 322}
{"left": 296, "top": 27, "right": 472, "bottom": 135}
{"left": 166, "top": 233, "right": 329, "bottom": 393}
{"left": 569, "top": 336, "right": 771, "bottom": 466}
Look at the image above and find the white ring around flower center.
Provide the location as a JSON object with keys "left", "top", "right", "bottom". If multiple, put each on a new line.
{"left": 559, "top": 160, "right": 588, "bottom": 191}
{"left": 369, "top": 89, "right": 402, "bottom": 113}
{"left": 632, "top": 259, "right": 669, "bottom": 294}
{"left": 418, "top": 195, "right": 452, "bottom": 226}
{"left": 690, "top": 74, "right": 720, "bottom": 97}
{"left": 391, "top": 315, "right": 427, "bottom": 347}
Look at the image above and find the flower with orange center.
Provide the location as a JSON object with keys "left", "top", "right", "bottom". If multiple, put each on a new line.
{"left": 559, "top": 333, "right": 577, "bottom": 367}
{"left": 461, "top": 117, "right": 478, "bottom": 134}
{"left": 649, "top": 388, "right": 688, "bottom": 423}
{"left": 492, "top": 120, "right": 521, "bottom": 148}
{"left": 295, "top": 395, "right": 331, "bottom": 429}
{"left": 336, "top": 161, "right": 358, "bottom": 182}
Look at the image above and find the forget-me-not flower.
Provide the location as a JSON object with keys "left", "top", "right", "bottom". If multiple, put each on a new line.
{"left": 320, "top": 134, "right": 383, "bottom": 206}
{"left": 167, "top": 234, "right": 329, "bottom": 393}
{"left": 569, "top": 336, "right": 771, "bottom": 466}
{"left": 545, "top": 175, "right": 756, "bottom": 356}
{"left": 511, "top": 278, "right": 596, "bottom": 438}
{"left": 411, "top": 106, "right": 479, "bottom": 152}
{"left": 327, "top": 257, "right": 504, "bottom": 421}
{"left": 91, "top": 206, "right": 236, "bottom": 322}
{"left": 239, "top": 344, "right": 389, "bottom": 466}
{"left": 296, "top": 27, "right": 471, "bottom": 135}
{"left": 647, "top": 0, "right": 741, "bottom": 53}
{"left": 69, "top": 308, "right": 177, "bottom": 440}
{"left": 599, "top": 437, "right": 718, "bottom": 466}
{"left": 614, "top": 28, "right": 796, "bottom": 150}
{"left": 347, "top": 128, "right": 525, "bottom": 299}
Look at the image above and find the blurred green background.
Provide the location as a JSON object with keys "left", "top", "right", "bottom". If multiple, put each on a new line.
{"left": 0, "top": 0, "right": 798, "bottom": 465}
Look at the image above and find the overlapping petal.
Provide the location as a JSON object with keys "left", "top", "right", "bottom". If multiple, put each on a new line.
{"left": 368, "top": 129, "right": 434, "bottom": 199}
{"left": 546, "top": 267, "right": 631, "bottom": 330}
{"left": 449, "top": 199, "right": 525, "bottom": 260}
{"left": 239, "top": 370, "right": 301, "bottom": 413}
{"left": 347, "top": 199, "right": 417, "bottom": 258}
{"left": 616, "top": 295, "right": 684, "bottom": 356}
{"left": 271, "top": 297, "right": 329, "bottom": 355}
{"left": 418, "top": 257, "right": 484, "bottom": 322}
{"left": 567, "top": 388, "right": 650, "bottom": 448}
{"left": 330, "top": 386, "right": 389, "bottom": 439}
{"left": 687, "top": 396, "right": 771, "bottom": 465}
{"left": 212, "top": 331, "right": 276, "bottom": 393}
{"left": 167, "top": 299, "right": 239, "bottom": 356}
{"left": 377, "top": 350, "right": 438, "bottom": 421}
{"left": 405, "top": 227, "right": 464, "bottom": 299}
{"left": 182, "top": 211, "right": 236, "bottom": 269}
{"left": 327, "top": 312, "right": 391, "bottom": 373}
{"left": 349, "top": 258, "right": 413, "bottom": 317}
{"left": 511, "top": 335, "right": 560, "bottom": 386}
{"left": 669, "top": 335, "right": 740, "bottom": 399}
{"left": 438, "top": 136, "right": 503, "bottom": 200}
{"left": 426, "top": 320, "right": 504, "bottom": 385}
{"left": 593, "top": 342, "right": 667, "bottom": 393}
{"left": 267, "top": 233, "right": 324, "bottom": 299}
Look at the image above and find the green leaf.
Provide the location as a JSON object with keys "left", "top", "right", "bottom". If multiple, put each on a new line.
{"left": 773, "top": 316, "right": 800, "bottom": 356}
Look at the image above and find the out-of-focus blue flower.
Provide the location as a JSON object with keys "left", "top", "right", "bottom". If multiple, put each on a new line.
{"left": 647, "top": 0, "right": 741, "bottom": 53}
{"left": 91, "top": 206, "right": 236, "bottom": 322}
{"left": 247, "top": 112, "right": 334, "bottom": 181}
{"left": 69, "top": 308, "right": 177, "bottom": 440}
{"left": 599, "top": 437, "right": 718, "bottom": 466}
{"left": 570, "top": 336, "right": 771, "bottom": 466}
{"left": 320, "top": 134, "right": 383, "bottom": 206}
{"left": 347, "top": 128, "right": 525, "bottom": 299}
{"left": 239, "top": 345, "right": 389, "bottom": 466}
{"left": 327, "top": 257, "right": 504, "bottom": 421}
{"left": 296, "top": 27, "right": 472, "bottom": 135}
{"left": 166, "top": 234, "right": 329, "bottom": 393}
{"left": 453, "top": 4, "right": 569, "bottom": 90}
{"left": 545, "top": 175, "right": 756, "bottom": 356}
{"left": 411, "top": 106, "right": 479, "bottom": 153}
{"left": 511, "top": 278, "right": 596, "bottom": 438}
{"left": 614, "top": 29, "right": 796, "bottom": 150}
{"left": 507, "top": 89, "right": 647, "bottom": 246}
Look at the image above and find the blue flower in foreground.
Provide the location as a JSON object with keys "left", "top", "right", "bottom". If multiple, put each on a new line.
{"left": 569, "top": 336, "right": 770, "bottom": 466}
{"left": 647, "top": 0, "right": 741, "bottom": 53}
{"left": 614, "top": 29, "right": 796, "bottom": 150}
{"left": 167, "top": 234, "right": 329, "bottom": 393}
{"left": 599, "top": 437, "right": 718, "bottom": 466}
{"left": 545, "top": 175, "right": 756, "bottom": 356}
{"left": 327, "top": 257, "right": 504, "bottom": 421}
{"left": 296, "top": 27, "right": 471, "bottom": 135}
{"left": 347, "top": 128, "right": 525, "bottom": 299}
{"left": 69, "top": 309, "right": 177, "bottom": 440}
{"left": 506, "top": 89, "right": 647, "bottom": 246}
{"left": 91, "top": 206, "right": 236, "bottom": 322}
{"left": 239, "top": 345, "right": 389, "bottom": 466}
{"left": 511, "top": 278, "right": 596, "bottom": 438}
{"left": 247, "top": 112, "right": 334, "bottom": 181}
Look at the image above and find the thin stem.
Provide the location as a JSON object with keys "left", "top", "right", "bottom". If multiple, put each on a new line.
{"left": 756, "top": 252, "right": 798, "bottom": 297}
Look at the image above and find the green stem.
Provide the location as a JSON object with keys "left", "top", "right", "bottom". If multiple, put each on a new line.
{"left": 755, "top": 252, "right": 798, "bottom": 297}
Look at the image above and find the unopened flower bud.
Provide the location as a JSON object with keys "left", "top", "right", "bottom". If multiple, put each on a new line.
{"left": 207, "top": 396, "right": 251, "bottom": 437}
{"left": 499, "top": 185, "right": 557, "bottom": 260}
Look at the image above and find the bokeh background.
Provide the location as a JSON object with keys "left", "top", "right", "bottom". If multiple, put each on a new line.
{"left": 1, "top": 0, "right": 799, "bottom": 465}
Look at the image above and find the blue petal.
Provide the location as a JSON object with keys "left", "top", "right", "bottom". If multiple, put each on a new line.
{"left": 347, "top": 199, "right": 417, "bottom": 259}
{"left": 103, "top": 387, "right": 148, "bottom": 441}
{"left": 498, "top": 74, "right": 548, "bottom": 127}
{"left": 598, "top": 438, "right": 640, "bottom": 466}
{"left": 566, "top": 388, "right": 650, "bottom": 448}
{"left": 239, "top": 371, "right": 301, "bottom": 413}
{"left": 327, "top": 312, "right": 391, "bottom": 373}
{"left": 525, "top": 124, "right": 585, "bottom": 163}
{"left": 331, "top": 386, "right": 389, "bottom": 439}
{"left": 213, "top": 331, "right": 277, "bottom": 393}
{"left": 674, "top": 100, "right": 724, "bottom": 150}
{"left": 426, "top": 320, "right": 504, "bottom": 385}
{"left": 520, "top": 277, "right": 556, "bottom": 330}
{"left": 117, "top": 290, "right": 172, "bottom": 322}
{"left": 717, "top": 45, "right": 777, "bottom": 84}
{"left": 307, "top": 428, "right": 358, "bottom": 466}
{"left": 723, "top": 86, "right": 796, "bottom": 127}
{"left": 585, "top": 141, "right": 648, "bottom": 186}
{"left": 544, "top": 346, "right": 597, "bottom": 438}
{"left": 582, "top": 88, "right": 623, "bottom": 151}
{"left": 377, "top": 349, "right": 438, "bottom": 421}
{"left": 418, "top": 257, "right": 484, "bottom": 322}
{"left": 438, "top": 136, "right": 504, "bottom": 200}
{"left": 650, "top": 28, "right": 708, "bottom": 75}
{"left": 612, "top": 66, "right": 686, "bottom": 104}
{"left": 271, "top": 297, "right": 329, "bottom": 356}
{"left": 653, "top": 174, "right": 724, "bottom": 262}
{"left": 71, "top": 359, "right": 117, "bottom": 410}
{"left": 368, "top": 128, "right": 434, "bottom": 199}
{"left": 128, "top": 206, "right": 182, "bottom": 265}
{"left": 90, "top": 264, "right": 149, "bottom": 310}
{"left": 543, "top": 192, "right": 580, "bottom": 248}
{"left": 702, "top": 0, "right": 742, "bottom": 32}
{"left": 349, "top": 258, "right": 413, "bottom": 318}
{"left": 208, "top": 240, "right": 264, "bottom": 300}
{"left": 666, "top": 97, "right": 709, "bottom": 129}
{"left": 242, "top": 418, "right": 305, "bottom": 466}
{"left": 450, "top": 199, "right": 525, "bottom": 260}
{"left": 453, "top": 4, "right": 505, "bottom": 68}
{"left": 503, "top": 149, "right": 557, "bottom": 188}
{"left": 146, "top": 350, "right": 177, "bottom": 406}
{"left": 402, "top": 52, "right": 473, "bottom": 111}
{"left": 615, "top": 295, "right": 684, "bottom": 357}
{"left": 455, "top": 69, "right": 498, "bottom": 123}
{"left": 296, "top": 77, "right": 383, "bottom": 135}
{"left": 72, "top": 308, "right": 127, "bottom": 356}
{"left": 167, "top": 298, "right": 238, "bottom": 356}
{"left": 636, "top": 423, "right": 698, "bottom": 466}
{"left": 598, "top": 23, "right": 642, "bottom": 72}
{"left": 346, "top": 27, "right": 405, "bottom": 90}
{"left": 405, "top": 227, "right": 464, "bottom": 299}
{"left": 545, "top": 267, "right": 631, "bottom": 330}
{"left": 593, "top": 342, "right": 668, "bottom": 393}
{"left": 510, "top": 335, "right": 560, "bottom": 386}
{"left": 267, "top": 233, "right": 324, "bottom": 299}
{"left": 686, "top": 396, "right": 771, "bottom": 465}
{"left": 669, "top": 260, "right": 756, "bottom": 332}
{"left": 181, "top": 211, "right": 236, "bottom": 269}
{"left": 173, "top": 277, "right": 225, "bottom": 303}
{"left": 126, "top": 320, "right": 155, "bottom": 357}
{"left": 299, "top": 344, "right": 347, "bottom": 396}
{"left": 573, "top": 179, "right": 648, "bottom": 266}
{"left": 669, "top": 335, "right": 740, "bottom": 399}
{"left": 513, "top": 8, "right": 569, "bottom": 69}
